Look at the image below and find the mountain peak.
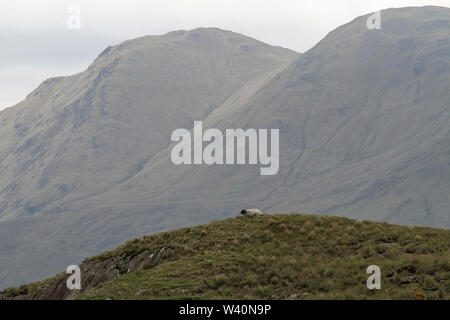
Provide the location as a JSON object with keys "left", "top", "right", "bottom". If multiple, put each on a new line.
{"left": 93, "top": 27, "right": 297, "bottom": 65}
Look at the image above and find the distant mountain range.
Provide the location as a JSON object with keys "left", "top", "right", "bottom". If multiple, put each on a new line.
{"left": 0, "top": 6, "right": 449, "bottom": 289}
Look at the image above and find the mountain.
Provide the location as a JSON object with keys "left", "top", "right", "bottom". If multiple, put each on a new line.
{"left": 0, "top": 6, "right": 449, "bottom": 289}
{"left": 1, "top": 214, "right": 449, "bottom": 300}
{"left": 149, "top": 5, "right": 450, "bottom": 225}
{"left": 0, "top": 28, "right": 297, "bottom": 288}
{"left": 0, "top": 27, "right": 296, "bottom": 222}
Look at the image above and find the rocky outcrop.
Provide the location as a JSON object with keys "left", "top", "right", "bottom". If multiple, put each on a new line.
{"left": 0, "top": 247, "right": 174, "bottom": 300}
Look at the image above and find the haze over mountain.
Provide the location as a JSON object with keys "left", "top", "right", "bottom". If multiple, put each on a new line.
{"left": 0, "top": 6, "right": 449, "bottom": 289}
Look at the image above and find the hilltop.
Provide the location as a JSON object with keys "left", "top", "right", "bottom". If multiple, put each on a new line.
{"left": 1, "top": 213, "right": 449, "bottom": 300}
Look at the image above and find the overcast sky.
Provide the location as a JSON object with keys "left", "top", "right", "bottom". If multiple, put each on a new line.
{"left": 1, "top": 0, "right": 449, "bottom": 110}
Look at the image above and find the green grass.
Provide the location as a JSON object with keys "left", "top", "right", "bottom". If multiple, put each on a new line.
{"left": 75, "top": 214, "right": 450, "bottom": 300}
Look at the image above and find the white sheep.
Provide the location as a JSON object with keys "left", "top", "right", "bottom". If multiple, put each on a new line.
{"left": 240, "top": 208, "right": 262, "bottom": 217}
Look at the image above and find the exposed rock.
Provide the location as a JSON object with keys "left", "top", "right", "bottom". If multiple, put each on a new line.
{"left": 134, "top": 289, "right": 146, "bottom": 296}
{"left": 1, "top": 247, "right": 175, "bottom": 300}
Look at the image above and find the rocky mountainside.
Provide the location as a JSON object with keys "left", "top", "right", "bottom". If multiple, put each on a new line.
{"left": 0, "top": 6, "right": 449, "bottom": 290}
{"left": 73, "top": 6, "right": 449, "bottom": 232}
{"left": 135, "top": 6, "right": 450, "bottom": 227}
{"left": 0, "top": 28, "right": 296, "bottom": 288}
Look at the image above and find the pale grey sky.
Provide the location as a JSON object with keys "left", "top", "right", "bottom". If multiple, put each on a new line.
{"left": 1, "top": 0, "right": 449, "bottom": 110}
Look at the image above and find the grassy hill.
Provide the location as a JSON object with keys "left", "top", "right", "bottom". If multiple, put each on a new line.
{"left": 1, "top": 214, "right": 449, "bottom": 300}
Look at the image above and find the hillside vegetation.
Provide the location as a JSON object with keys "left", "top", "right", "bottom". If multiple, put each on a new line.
{"left": 2, "top": 213, "right": 449, "bottom": 300}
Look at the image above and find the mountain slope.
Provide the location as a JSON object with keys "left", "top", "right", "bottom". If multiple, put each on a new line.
{"left": 95, "top": 5, "right": 449, "bottom": 228}
{"left": 0, "top": 28, "right": 297, "bottom": 289}
{"left": 1, "top": 214, "right": 449, "bottom": 300}
{"left": 0, "top": 27, "right": 296, "bottom": 223}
